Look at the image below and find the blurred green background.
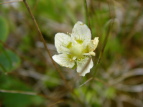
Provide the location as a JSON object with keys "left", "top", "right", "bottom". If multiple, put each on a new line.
{"left": 0, "top": 0, "right": 143, "bottom": 107}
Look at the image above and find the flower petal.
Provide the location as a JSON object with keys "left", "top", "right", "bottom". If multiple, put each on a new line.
{"left": 76, "top": 57, "right": 93, "bottom": 76}
{"left": 71, "top": 21, "right": 91, "bottom": 45}
{"left": 88, "top": 37, "right": 99, "bottom": 52}
{"left": 52, "top": 54, "right": 75, "bottom": 68}
{"left": 55, "top": 33, "right": 72, "bottom": 54}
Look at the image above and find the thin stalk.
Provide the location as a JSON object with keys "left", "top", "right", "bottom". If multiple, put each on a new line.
{"left": 78, "top": 76, "right": 110, "bottom": 88}
{"left": 22, "top": 0, "right": 66, "bottom": 83}
{"left": 0, "top": 89, "right": 59, "bottom": 100}
{"left": 0, "top": 89, "right": 37, "bottom": 95}
{"left": 92, "top": 0, "right": 115, "bottom": 76}
{"left": 78, "top": 0, "right": 115, "bottom": 90}
{"left": 83, "top": 0, "right": 115, "bottom": 105}
{"left": 92, "top": 19, "right": 114, "bottom": 76}
{"left": 78, "top": 77, "right": 93, "bottom": 88}
{"left": 83, "top": 0, "right": 90, "bottom": 27}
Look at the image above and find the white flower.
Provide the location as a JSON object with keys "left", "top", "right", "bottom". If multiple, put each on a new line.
{"left": 52, "top": 21, "right": 99, "bottom": 76}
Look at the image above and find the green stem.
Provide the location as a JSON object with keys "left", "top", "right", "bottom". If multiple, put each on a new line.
{"left": 23, "top": 0, "right": 66, "bottom": 83}
{"left": 83, "top": 0, "right": 90, "bottom": 27}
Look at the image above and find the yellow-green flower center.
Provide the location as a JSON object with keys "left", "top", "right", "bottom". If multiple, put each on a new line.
{"left": 70, "top": 43, "right": 84, "bottom": 58}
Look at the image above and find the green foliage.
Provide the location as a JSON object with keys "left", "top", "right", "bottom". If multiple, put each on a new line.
{"left": 90, "top": 8, "right": 110, "bottom": 36}
{"left": 43, "top": 69, "right": 61, "bottom": 88}
{"left": 35, "top": 0, "right": 67, "bottom": 22}
{"left": 104, "top": 87, "right": 116, "bottom": 99}
{"left": 0, "top": 16, "right": 9, "bottom": 42}
{"left": 0, "top": 49, "right": 21, "bottom": 73}
{"left": 19, "top": 35, "right": 33, "bottom": 52}
{"left": 0, "top": 74, "right": 44, "bottom": 107}
{"left": 105, "top": 37, "right": 123, "bottom": 55}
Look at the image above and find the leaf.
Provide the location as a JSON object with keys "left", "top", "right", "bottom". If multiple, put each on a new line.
{"left": 0, "top": 16, "right": 9, "bottom": 42}
{"left": 0, "top": 49, "right": 21, "bottom": 73}
{"left": 0, "top": 74, "right": 44, "bottom": 107}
